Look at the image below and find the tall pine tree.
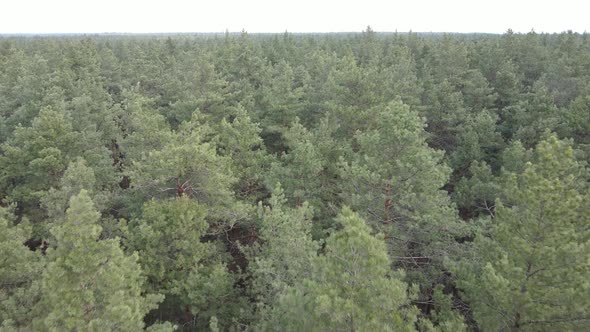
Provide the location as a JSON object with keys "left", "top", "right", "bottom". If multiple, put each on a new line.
{"left": 451, "top": 136, "right": 590, "bottom": 331}
{"left": 36, "top": 190, "right": 162, "bottom": 331}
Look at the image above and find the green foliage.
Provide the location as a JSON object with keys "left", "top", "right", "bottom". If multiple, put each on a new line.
{"left": 126, "top": 197, "right": 210, "bottom": 294}
{"left": 267, "top": 120, "right": 326, "bottom": 208}
{"left": 0, "top": 208, "right": 44, "bottom": 329}
{"left": 257, "top": 60, "right": 309, "bottom": 131}
{"left": 560, "top": 94, "right": 590, "bottom": 160}
{"left": 265, "top": 117, "right": 344, "bottom": 232}
{"left": 125, "top": 197, "right": 238, "bottom": 328}
{"left": 117, "top": 89, "right": 173, "bottom": 162}
{"left": 451, "top": 136, "right": 590, "bottom": 331}
{"left": 249, "top": 184, "right": 318, "bottom": 311}
{"left": 260, "top": 207, "right": 418, "bottom": 331}
{"left": 501, "top": 81, "right": 561, "bottom": 147}
{"left": 453, "top": 161, "right": 503, "bottom": 218}
{"left": 0, "top": 107, "right": 82, "bottom": 207}
{"left": 2, "top": 32, "right": 590, "bottom": 331}
{"left": 42, "top": 158, "right": 109, "bottom": 223}
{"left": 213, "top": 107, "right": 271, "bottom": 202}
{"left": 126, "top": 113, "right": 238, "bottom": 217}
{"left": 338, "top": 101, "right": 463, "bottom": 286}
{"left": 37, "top": 190, "right": 162, "bottom": 331}
{"left": 0, "top": 106, "right": 115, "bottom": 226}
{"left": 0, "top": 48, "right": 53, "bottom": 136}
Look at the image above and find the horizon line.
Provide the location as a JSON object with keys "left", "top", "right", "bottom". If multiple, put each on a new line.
{"left": 1, "top": 29, "right": 587, "bottom": 36}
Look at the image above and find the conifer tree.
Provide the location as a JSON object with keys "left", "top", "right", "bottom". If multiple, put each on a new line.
{"left": 125, "top": 197, "right": 237, "bottom": 329}
{"left": 249, "top": 184, "right": 317, "bottom": 310}
{"left": 126, "top": 113, "right": 243, "bottom": 222}
{"left": 213, "top": 107, "right": 270, "bottom": 203}
{"left": 0, "top": 208, "right": 44, "bottom": 329}
{"left": 337, "top": 101, "right": 463, "bottom": 282}
{"left": 36, "top": 190, "right": 162, "bottom": 331}
{"left": 451, "top": 136, "right": 590, "bottom": 331}
{"left": 260, "top": 207, "right": 417, "bottom": 331}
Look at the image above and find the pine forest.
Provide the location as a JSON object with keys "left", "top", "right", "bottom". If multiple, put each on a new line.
{"left": 0, "top": 29, "right": 589, "bottom": 331}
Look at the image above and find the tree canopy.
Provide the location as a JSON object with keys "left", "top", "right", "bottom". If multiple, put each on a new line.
{"left": 1, "top": 30, "right": 589, "bottom": 331}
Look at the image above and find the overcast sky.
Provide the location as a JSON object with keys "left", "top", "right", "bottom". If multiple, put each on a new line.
{"left": 1, "top": 0, "right": 588, "bottom": 34}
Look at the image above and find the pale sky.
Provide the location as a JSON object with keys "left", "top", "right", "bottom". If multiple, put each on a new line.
{"left": 1, "top": 0, "right": 588, "bottom": 34}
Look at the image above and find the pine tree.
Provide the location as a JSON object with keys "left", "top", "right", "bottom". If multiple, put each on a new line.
{"left": 451, "top": 136, "right": 590, "bottom": 331}
{"left": 0, "top": 105, "right": 115, "bottom": 226}
{"left": 213, "top": 107, "right": 270, "bottom": 203}
{"left": 257, "top": 60, "right": 308, "bottom": 131}
{"left": 500, "top": 81, "right": 560, "bottom": 148}
{"left": 260, "top": 207, "right": 417, "bottom": 331}
{"left": 337, "top": 101, "right": 463, "bottom": 282}
{"left": 267, "top": 119, "right": 326, "bottom": 209}
{"left": 265, "top": 118, "right": 343, "bottom": 231}
{"left": 125, "top": 197, "right": 237, "bottom": 329}
{"left": 126, "top": 113, "right": 242, "bottom": 222}
{"left": 0, "top": 208, "right": 44, "bottom": 329}
{"left": 36, "top": 190, "right": 162, "bottom": 331}
{"left": 249, "top": 184, "right": 317, "bottom": 310}
{"left": 41, "top": 158, "right": 109, "bottom": 224}
{"left": 0, "top": 107, "right": 83, "bottom": 221}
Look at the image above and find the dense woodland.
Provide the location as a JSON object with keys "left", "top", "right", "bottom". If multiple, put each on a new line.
{"left": 0, "top": 29, "right": 589, "bottom": 331}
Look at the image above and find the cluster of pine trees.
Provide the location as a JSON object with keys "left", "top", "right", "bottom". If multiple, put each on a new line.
{"left": 0, "top": 29, "right": 589, "bottom": 331}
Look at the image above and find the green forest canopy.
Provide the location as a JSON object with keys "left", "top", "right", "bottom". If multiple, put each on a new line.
{"left": 0, "top": 29, "right": 589, "bottom": 331}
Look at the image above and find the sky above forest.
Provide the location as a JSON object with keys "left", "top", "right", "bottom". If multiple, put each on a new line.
{"left": 2, "top": 0, "right": 588, "bottom": 34}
